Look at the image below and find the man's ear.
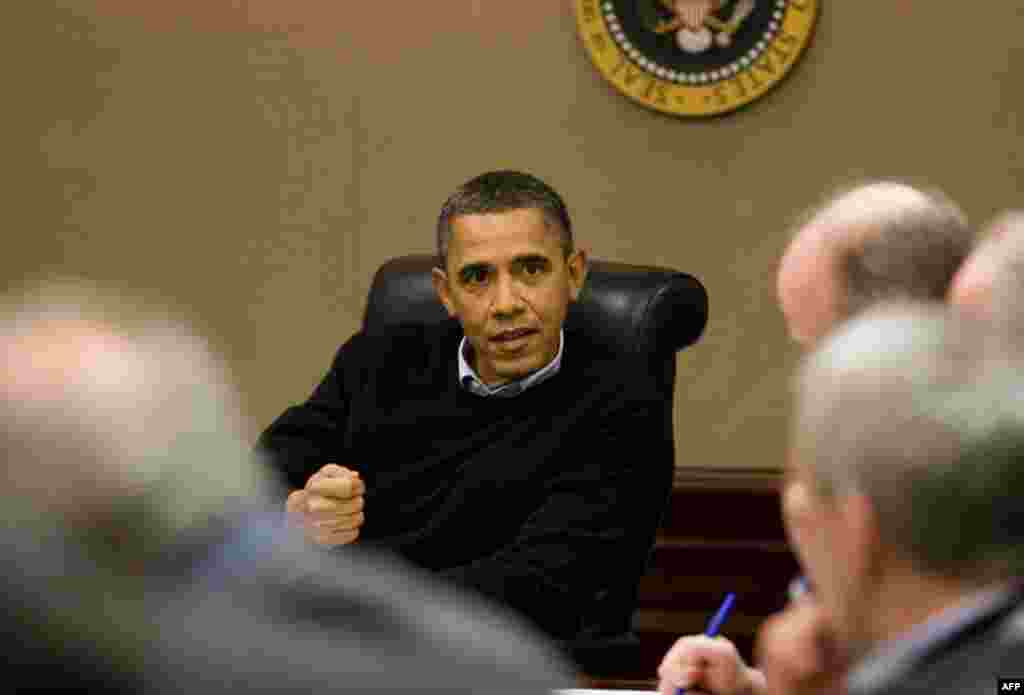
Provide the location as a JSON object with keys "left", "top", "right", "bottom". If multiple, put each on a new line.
{"left": 567, "top": 248, "right": 588, "bottom": 301}
{"left": 840, "top": 493, "right": 882, "bottom": 586}
{"left": 432, "top": 267, "right": 457, "bottom": 318}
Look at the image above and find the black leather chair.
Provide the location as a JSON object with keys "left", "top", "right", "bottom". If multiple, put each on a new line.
{"left": 363, "top": 254, "right": 709, "bottom": 675}
{"left": 365, "top": 255, "right": 708, "bottom": 392}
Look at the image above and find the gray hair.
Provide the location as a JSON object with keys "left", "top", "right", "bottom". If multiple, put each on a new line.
{"left": 0, "top": 280, "right": 266, "bottom": 563}
{"left": 794, "top": 302, "right": 1024, "bottom": 583}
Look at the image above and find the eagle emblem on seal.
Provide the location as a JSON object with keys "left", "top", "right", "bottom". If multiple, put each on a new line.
{"left": 642, "top": 0, "right": 757, "bottom": 53}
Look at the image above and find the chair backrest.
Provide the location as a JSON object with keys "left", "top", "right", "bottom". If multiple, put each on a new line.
{"left": 363, "top": 254, "right": 708, "bottom": 393}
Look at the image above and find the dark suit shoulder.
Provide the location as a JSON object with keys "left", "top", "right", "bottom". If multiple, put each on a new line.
{"left": 350, "top": 320, "right": 460, "bottom": 362}
{"left": 324, "top": 321, "right": 461, "bottom": 387}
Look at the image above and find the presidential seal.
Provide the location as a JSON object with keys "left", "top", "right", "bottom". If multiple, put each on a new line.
{"left": 575, "top": 0, "right": 819, "bottom": 117}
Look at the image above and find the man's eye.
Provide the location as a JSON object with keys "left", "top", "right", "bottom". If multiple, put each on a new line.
{"left": 463, "top": 268, "right": 488, "bottom": 284}
{"left": 523, "top": 261, "right": 546, "bottom": 276}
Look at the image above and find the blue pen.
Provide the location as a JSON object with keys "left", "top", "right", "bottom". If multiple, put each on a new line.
{"left": 788, "top": 575, "right": 811, "bottom": 602}
{"left": 676, "top": 592, "right": 737, "bottom": 695}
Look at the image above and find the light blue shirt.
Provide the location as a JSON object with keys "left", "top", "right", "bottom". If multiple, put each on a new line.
{"left": 457, "top": 330, "right": 564, "bottom": 398}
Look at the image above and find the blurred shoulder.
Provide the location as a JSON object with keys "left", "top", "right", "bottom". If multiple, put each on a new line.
{"left": 164, "top": 537, "right": 575, "bottom": 693}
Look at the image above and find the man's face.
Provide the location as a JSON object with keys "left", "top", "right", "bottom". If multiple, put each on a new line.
{"left": 781, "top": 448, "right": 874, "bottom": 657}
{"left": 948, "top": 250, "right": 995, "bottom": 319}
{"left": 777, "top": 224, "right": 843, "bottom": 348}
{"left": 432, "top": 208, "right": 586, "bottom": 386}
{"left": 948, "top": 217, "right": 1018, "bottom": 318}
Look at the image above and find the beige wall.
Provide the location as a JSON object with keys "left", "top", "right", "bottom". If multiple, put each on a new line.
{"left": 4, "top": 1, "right": 1022, "bottom": 468}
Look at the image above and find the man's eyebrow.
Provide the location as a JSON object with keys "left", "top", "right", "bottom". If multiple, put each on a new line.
{"left": 512, "top": 254, "right": 551, "bottom": 265}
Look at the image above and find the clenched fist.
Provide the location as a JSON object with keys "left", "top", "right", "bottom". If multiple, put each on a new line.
{"left": 286, "top": 464, "right": 365, "bottom": 546}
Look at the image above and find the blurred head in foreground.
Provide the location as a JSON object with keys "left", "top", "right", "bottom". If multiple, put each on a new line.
{"left": 0, "top": 280, "right": 572, "bottom": 693}
{"left": 0, "top": 280, "right": 263, "bottom": 688}
{"left": 0, "top": 281, "right": 264, "bottom": 558}
{"left": 782, "top": 302, "right": 1024, "bottom": 662}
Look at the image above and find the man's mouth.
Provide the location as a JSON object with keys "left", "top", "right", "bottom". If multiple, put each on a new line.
{"left": 490, "top": 328, "right": 537, "bottom": 342}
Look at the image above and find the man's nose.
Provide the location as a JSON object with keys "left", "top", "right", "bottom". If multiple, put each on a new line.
{"left": 491, "top": 275, "right": 525, "bottom": 316}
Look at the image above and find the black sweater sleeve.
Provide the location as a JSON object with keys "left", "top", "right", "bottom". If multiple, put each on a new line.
{"left": 255, "top": 336, "right": 359, "bottom": 492}
{"left": 439, "top": 381, "right": 674, "bottom": 641}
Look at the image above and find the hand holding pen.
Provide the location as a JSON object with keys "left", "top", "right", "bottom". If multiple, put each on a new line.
{"left": 657, "top": 593, "right": 767, "bottom": 695}
{"left": 677, "top": 593, "right": 736, "bottom": 694}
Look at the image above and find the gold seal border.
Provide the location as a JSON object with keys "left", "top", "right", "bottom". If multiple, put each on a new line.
{"left": 575, "top": 0, "right": 820, "bottom": 117}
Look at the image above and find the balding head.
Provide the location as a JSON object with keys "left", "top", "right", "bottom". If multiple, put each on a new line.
{"left": 0, "top": 282, "right": 265, "bottom": 558}
{"left": 778, "top": 182, "right": 972, "bottom": 348}
{"left": 806, "top": 182, "right": 932, "bottom": 238}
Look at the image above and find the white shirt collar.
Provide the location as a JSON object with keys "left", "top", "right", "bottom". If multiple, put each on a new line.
{"left": 457, "top": 330, "right": 564, "bottom": 398}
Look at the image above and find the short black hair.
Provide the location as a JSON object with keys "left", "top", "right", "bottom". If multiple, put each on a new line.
{"left": 436, "top": 171, "right": 573, "bottom": 269}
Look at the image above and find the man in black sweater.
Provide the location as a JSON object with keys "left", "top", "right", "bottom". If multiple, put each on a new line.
{"left": 258, "top": 170, "right": 675, "bottom": 658}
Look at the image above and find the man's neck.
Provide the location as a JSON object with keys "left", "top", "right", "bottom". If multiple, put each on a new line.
{"left": 860, "top": 568, "right": 1006, "bottom": 655}
{"left": 844, "top": 569, "right": 1015, "bottom": 695}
